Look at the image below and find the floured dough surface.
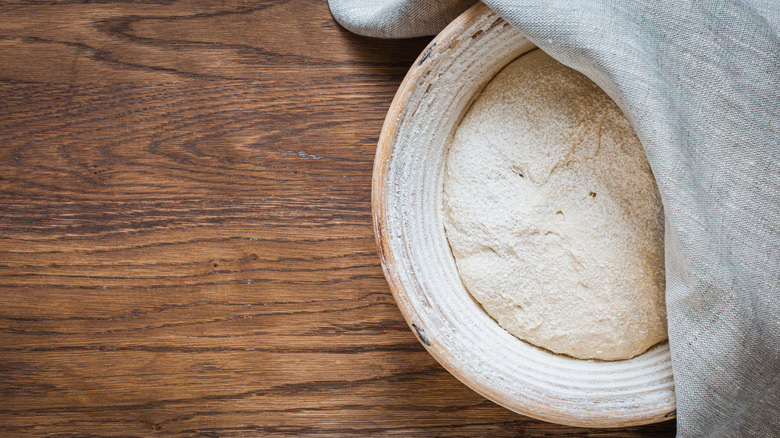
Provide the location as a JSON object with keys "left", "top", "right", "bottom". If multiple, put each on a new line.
{"left": 443, "top": 50, "right": 667, "bottom": 361}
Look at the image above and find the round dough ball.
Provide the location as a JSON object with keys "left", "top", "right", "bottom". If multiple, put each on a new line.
{"left": 443, "top": 49, "right": 667, "bottom": 361}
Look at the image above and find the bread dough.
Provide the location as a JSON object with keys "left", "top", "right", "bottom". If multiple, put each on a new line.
{"left": 443, "top": 49, "right": 667, "bottom": 361}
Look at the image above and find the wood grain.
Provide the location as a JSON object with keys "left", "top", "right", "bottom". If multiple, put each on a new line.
{"left": 0, "top": 0, "right": 676, "bottom": 436}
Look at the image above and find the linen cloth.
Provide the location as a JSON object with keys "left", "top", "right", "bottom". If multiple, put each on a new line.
{"left": 329, "top": 0, "right": 780, "bottom": 436}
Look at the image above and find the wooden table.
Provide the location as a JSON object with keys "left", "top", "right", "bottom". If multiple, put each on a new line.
{"left": 0, "top": 1, "right": 676, "bottom": 436}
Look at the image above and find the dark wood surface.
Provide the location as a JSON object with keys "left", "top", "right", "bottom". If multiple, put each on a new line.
{"left": 0, "top": 1, "right": 676, "bottom": 436}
